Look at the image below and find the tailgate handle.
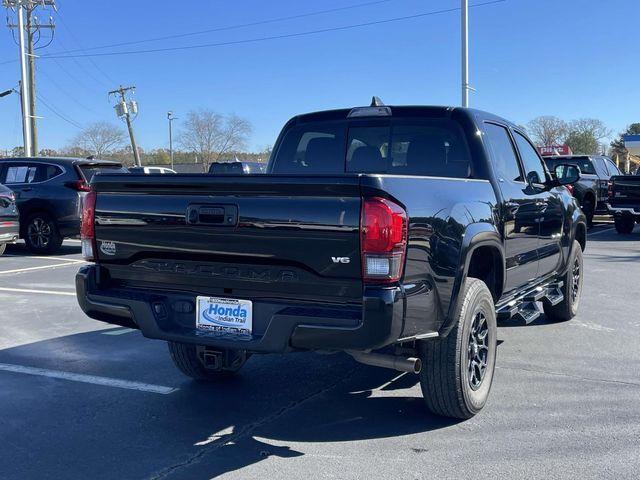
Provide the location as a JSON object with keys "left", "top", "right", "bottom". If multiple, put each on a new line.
{"left": 187, "top": 205, "right": 237, "bottom": 226}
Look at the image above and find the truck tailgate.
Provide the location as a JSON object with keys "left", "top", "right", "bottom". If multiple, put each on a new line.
{"left": 91, "top": 174, "right": 364, "bottom": 302}
{"left": 610, "top": 175, "right": 640, "bottom": 207}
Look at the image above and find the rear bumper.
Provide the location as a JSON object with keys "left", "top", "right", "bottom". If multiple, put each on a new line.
{"left": 75, "top": 265, "right": 405, "bottom": 353}
{"left": 0, "top": 220, "right": 19, "bottom": 244}
{"left": 606, "top": 203, "right": 640, "bottom": 218}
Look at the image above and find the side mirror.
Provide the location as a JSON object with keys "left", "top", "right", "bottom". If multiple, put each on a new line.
{"left": 554, "top": 164, "right": 581, "bottom": 185}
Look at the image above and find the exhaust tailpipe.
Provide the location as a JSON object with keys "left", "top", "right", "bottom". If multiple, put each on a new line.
{"left": 348, "top": 351, "right": 422, "bottom": 374}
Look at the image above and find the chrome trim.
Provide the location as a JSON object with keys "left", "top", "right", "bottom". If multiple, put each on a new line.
{"left": 605, "top": 203, "right": 639, "bottom": 214}
{"left": 396, "top": 332, "right": 439, "bottom": 343}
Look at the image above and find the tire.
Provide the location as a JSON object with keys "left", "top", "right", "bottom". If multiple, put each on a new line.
{"left": 614, "top": 215, "right": 635, "bottom": 234}
{"left": 24, "top": 213, "right": 63, "bottom": 254}
{"left": 0, "top": 243, "right": 6, "bottom": 256}
{"left": 168, "top": 342, "right": 247, "bottom": 381}
{"left": 582, "top": 198, "right": 594, "bottom": 229}
{"left": 418, "top": 278, "right": 497, "bottom": 419}
{"left": 543, "top": 240, "right": 583, "bottom": 322}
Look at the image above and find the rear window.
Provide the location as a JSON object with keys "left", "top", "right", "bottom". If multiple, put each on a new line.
{"left": 79, "top": 164, "right": 128, "bottom": 181}
{"left": 270, "top": 119, "right": 472, "bottom": 178}
{"left": 544, "top": 157, "right": 596, "bottom": 175}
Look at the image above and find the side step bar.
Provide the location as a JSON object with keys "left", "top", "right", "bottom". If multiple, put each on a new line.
{"left": 496, "top": 281, "right": 564, "bottom": 324}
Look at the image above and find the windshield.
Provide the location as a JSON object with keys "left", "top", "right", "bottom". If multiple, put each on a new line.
{"left": 269, "top": 118, "right": 473, "bottom": 178}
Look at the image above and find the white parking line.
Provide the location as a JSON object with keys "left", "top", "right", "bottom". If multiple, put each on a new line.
{"left": 102, "top": 328, "right": 136, "bottom": 336}
{"left": 0, "top": 363, "right": 177, "bottom": 395}
{"left": 0, "top": 261, "right": 86, "bottom": 275}
{"left": 0, "top": 287, "right": 75, "bottom": 296}
{"left": 587, "top": 227, "right": 615, "bottom": 237}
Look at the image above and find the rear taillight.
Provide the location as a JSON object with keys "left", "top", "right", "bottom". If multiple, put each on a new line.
{"left": 565, "top": 184, "right": 574, "bottom": 195}
{"left": 66, "top": 180, "right": 91, "bottom": 192}
{"left": 81, "top": 189, "right": 97, "bottom": 261}
{"left": 361, "top": 197, "right": 408, "bottom": 284}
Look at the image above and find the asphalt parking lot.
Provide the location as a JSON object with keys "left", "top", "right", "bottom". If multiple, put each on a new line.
{"left": 1, "top": 223, "right": 639, "bottom": 480}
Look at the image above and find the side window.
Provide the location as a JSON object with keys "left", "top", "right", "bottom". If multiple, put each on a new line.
{"left": 483, "top": 123, "right": 522, "bottom": 183}
{"left": 33, "top": 164, "right": 63, "bottom": 182}
{"left": 5, "top": 164, "right": 37, "bottom": 184}
{"left": 513, "top": 131, "right": 547, "bottom": 184}
{"left": 605, "top": 159, "right": 621, "bottom": 176}
{"left": 593, "top": 157, "right": 609, "bottom": 176}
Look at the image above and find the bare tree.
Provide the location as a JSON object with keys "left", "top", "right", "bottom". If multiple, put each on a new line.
{"left": 526, "top": 116, "right": 568, "bottom": 147}
{"left": 179, "top": 109, "right": 252, "bottom": 169}
{"left": 68, "top": 122, "right": 126, "bottom": 157}
{"left": 565, "top": 118, "right": 612, "bottom": 155}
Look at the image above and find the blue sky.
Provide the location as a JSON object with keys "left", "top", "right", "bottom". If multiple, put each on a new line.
{"left": 0, "top": 0, "right": 638, "bottom": 153}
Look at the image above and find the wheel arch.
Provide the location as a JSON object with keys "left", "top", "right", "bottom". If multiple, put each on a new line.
{"left": 18, "top": 200, "right": 58, "bottom": 237}
{"left": 439, "top": 223, "right": 504, "bottom": 337}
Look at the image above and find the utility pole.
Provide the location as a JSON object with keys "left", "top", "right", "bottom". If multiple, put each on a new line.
{"left": 16, "top": 3, "right": 31, "bottom": 156}
{"left": 461, "top": 0, "right": 469, "bottom": 108}
{"left": 167, "top": 111, "right": 176, "bottom": 170}
{"left": 26, "top": 7, "right": 37, "bottom": 155}
{"left": 5, "top": 0, "right": 56, "bottom": 157}
{"left": 109, "top": 85, "right": 141, "bottom": 166}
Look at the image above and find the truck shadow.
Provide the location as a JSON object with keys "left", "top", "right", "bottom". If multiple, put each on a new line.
{"left": 5, "top": 241, "right": 81, "bottom": 257}
{"left": 0, "top": 329, "right": 461, "bottom": 479}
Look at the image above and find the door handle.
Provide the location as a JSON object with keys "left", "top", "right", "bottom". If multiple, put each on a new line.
{"left": 21, "top": 187, "right": 32, "bottom": 192}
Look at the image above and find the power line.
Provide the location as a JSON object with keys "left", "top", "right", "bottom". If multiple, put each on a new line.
{"left": 37, "top": 0, "right": 506, "bottom": 60}
{"left": 44, "top": 0, "right": 399, "bottom": 54}
{"left": 54, "top": 0, "right": 117, "bottom": 85}
{"left": 39, "top": 67, "right": 101, "bottom": 115}
{"left": 0, "top": 0, "right": 506, "bottom": 65}
{"left": 36, "top": 93, "right": 83, "bottom": 129}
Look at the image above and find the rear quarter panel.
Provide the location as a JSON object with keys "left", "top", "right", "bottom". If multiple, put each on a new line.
{"left": 360, "top": 175, "right": 498, "bottom": 338}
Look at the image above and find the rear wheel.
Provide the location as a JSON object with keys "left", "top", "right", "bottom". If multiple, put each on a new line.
{"left": 543, "top": 240, "right": 583, "bottom": 322}
{"left": 24, "top": 213, "right": 63, "bottom": 254}
{"left": 582, "top": 198, "right": 594, "bottom": 229}
{"left": 614, "top": 215, "right": 635, "bottom": 234}
{"left": 418, "top": 278, "right": 497, "bottom": 419}
{"left": 168, "top": 342, "right": 248, "bottom": 381}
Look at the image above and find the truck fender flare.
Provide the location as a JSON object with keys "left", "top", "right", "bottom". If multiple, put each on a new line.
{"left": 439, "top": 223, "right": 504, "bottom": 337}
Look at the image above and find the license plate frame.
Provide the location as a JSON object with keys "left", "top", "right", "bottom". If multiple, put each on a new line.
{"left": 196, "top": 296, "right": 253, "bottom": 335}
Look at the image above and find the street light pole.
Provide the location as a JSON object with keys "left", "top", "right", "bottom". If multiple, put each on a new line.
{"left": 16, "top": 2, "right": 32, "bottom": 156}
{"left": 167, "top": 111, "right": 175, "bottom": 170}
{"left": 461, "top": 0, "right": 469, "bottom": 108}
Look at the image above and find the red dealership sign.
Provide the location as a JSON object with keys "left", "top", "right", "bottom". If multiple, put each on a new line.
{"left": 538, "top": 145, "right": 573, "bottom": 156}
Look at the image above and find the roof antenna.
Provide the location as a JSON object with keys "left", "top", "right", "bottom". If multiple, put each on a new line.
{"left": 370, "top": 96, "right": 385, "bottom": 107}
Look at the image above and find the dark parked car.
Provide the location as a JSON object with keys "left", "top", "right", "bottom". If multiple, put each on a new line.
{"left": 208, "top": 162, "right": 266, "bottom": 174}
{"left": 607, "top": 174, "right": 640, "bottom": 233}
{"left": 76, "top": 104, "right": 586, "bottom": 419}
{"left": 0, "top": 157, "right": 127, "bottom": 254}
{"left": 543, "top": 155, "right": 621, "bottom": 226}
{"left": 0, "top": 184, "right": 19, "bottom": 256}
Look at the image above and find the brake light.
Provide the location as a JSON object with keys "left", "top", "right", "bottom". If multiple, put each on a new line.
{"left": 565, "top": 184, "right": 574, "bottom": 195}
{"left": 67, "top": 179, "right": 91, "bottom": 192}
{"left": 361, "top": 197, "right": 408, "bottom": 283}
{"left": 81, "top": 190, "right": 97, "bottom": 261}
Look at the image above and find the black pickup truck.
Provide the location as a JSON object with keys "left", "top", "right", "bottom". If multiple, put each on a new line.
{"left": 607, "top": 175, "right": 640, "bottom": 233}
{"left": 76, "top": 103, "right": 586, "bottom": 419}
